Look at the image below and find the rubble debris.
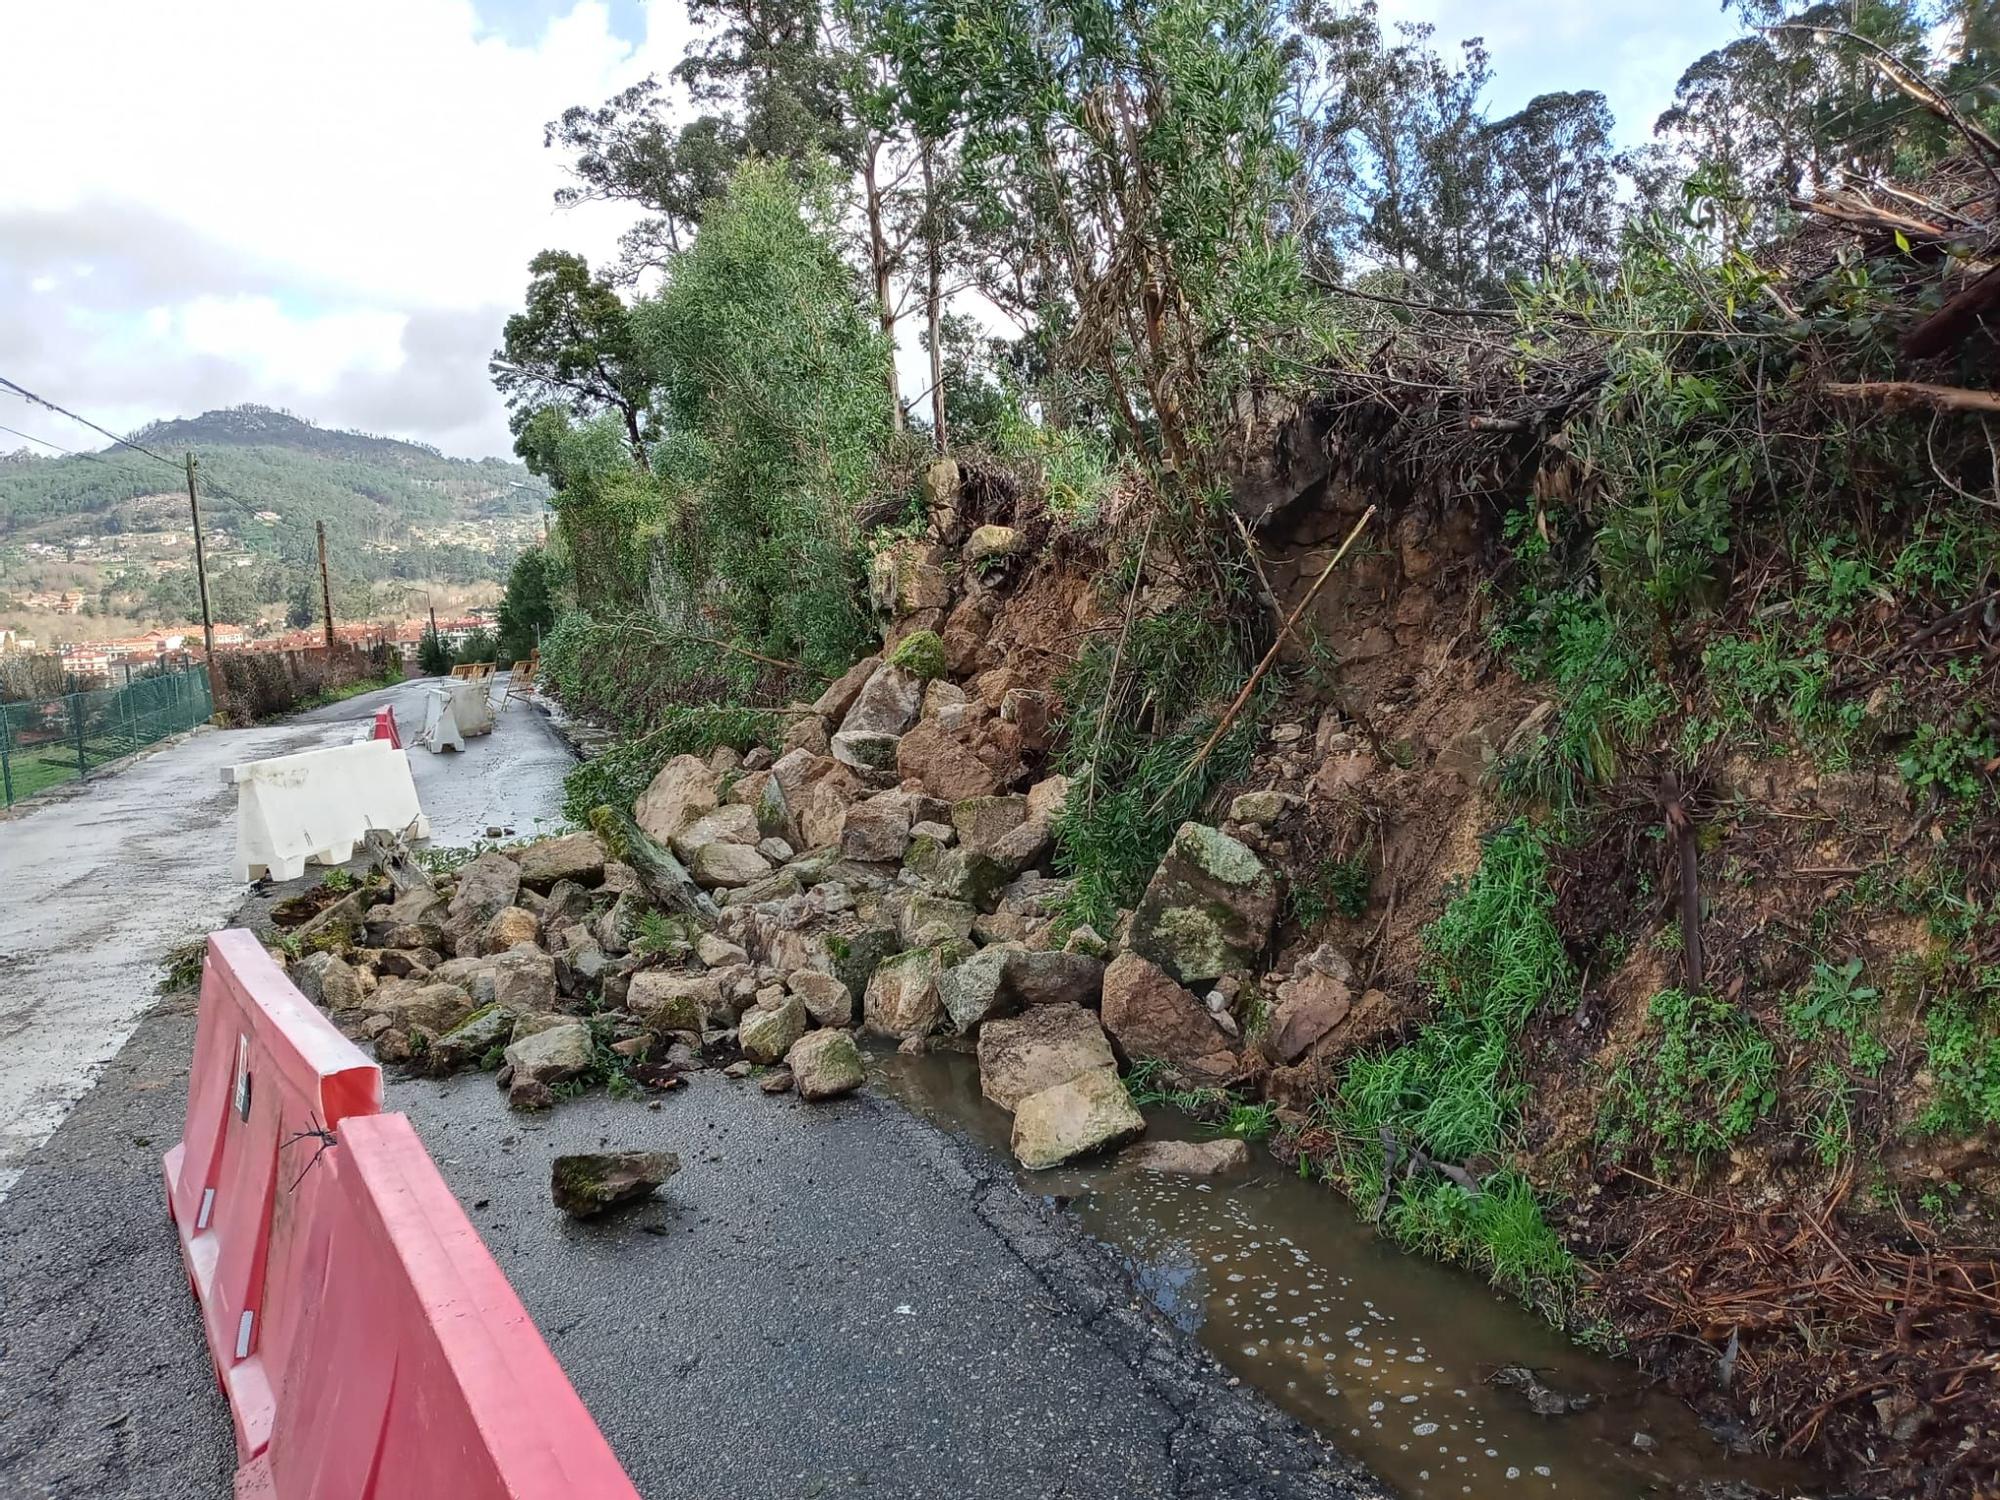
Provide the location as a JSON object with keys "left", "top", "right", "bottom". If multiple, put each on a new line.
{"left": 551, "top": 1150, "right": 680, "bottom": 1218}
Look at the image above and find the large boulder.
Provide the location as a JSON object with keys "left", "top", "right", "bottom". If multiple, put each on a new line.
{"left": 939, "top": 948, "right": 1106, "bottom": 1033}
{"left": 503, "top": 1020, "right": 593, "bottom": 1088}
{"left": 369, "top": 979, "right": 476, "bottom": 1036}
{"left": 898, "top": 892, "right": 976, "bottom": 949}
{"left": 1011, "top": 1067, "right": 1145, "bottom": 1169}
{"left": 841, "top": 795, "right": 914, "bottom": 863}
{"left": 364, "top": 884, "right": 446, "bottom": 950}
{"left": 689, "top": 841, "right": 774, "bottom": 890}
{"left": 1265, "top": 958, "right": 1354, "bottom": 1065}
{"left": 538, "top": 879, "right": 595, "bottom": 943}
{"left": 425, "top": 1004, "right": 513, "bottom": 1074}
{"left": 837, "top": 662, "right": 923, "bottom": 738}
{"left": 812, "top": 656, "right": 881, "bottom": 723}
{"left": 868, "top": 540, "right": 950, "bottom": 617}
{"left": 952, "top": 795, "right": 1028, "bottom": 853}
{"left": 739, "top": 995, "right": 808, "bottom": 1064}
{"left": 634, "top": 754, "right": 722, "bottom": 844}
{"left": 863, "top": 947, "right": 945, "bottom": 1039}
{"left": 1100, "top": 952, "right": 1237, "bottom": 1073}
{"left": 430, "top": 945, "right": 558, "bottom": 1015}
{"left": 896, "top": 721, "right": 1004, "bottom": 802}
{"left": 965, "top": 523, "right": 1022, "bottom": 566}
{"left": 830, "top": 923, "right": 901, "bottom": 1001}
{"left": 628, "top": 971, "right": 722, "bottom": 1033}
{"left": 444, "top": 853, "right": 522, "bottom": 955}
{"left": 976, "top": 1003, "right": 1116, "bottom": 1112}
{"left": 513, "top": 831, "right": 607, "bottom": 892}
{"left": 293, "top": 951, "right": 365, "bottom": 1014}
{"left": 551, "top": 1151, "right": 679, "bottom": 1218}
{"left": 787, "top": 1028, "right": 865, "bottom": 1100}
{"left": 479, "top": 906, "right": 541, "bottom": 955}
{"left": 1127, "top": 823, "right": 1277, "bottom": 985}
{"left": 753, "top": 774, "right": 800, "bottom": 848}
{"left": 831, "top": 729, "right": 902, "bottom": 774}
{"left": 787, "top": 969, "right": 854, "bottom": 1028}
{"left": 1121, "top": 1137, "right": 1249, "bottom": 1175}
{"left": 1006, "top": 950, "right": 1106, "bottom": 1007}
{"left": 798, "top": 769, "right": 862, "bottom": 849}
{"left": 669, "top": 804, "right": 759, "bottom": 863}
{"left": 938, "top": 946, "right": 1014, "bottom": 1032}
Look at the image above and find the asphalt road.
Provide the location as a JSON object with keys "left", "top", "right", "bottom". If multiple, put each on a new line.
{"left": 0, "top": 673, "right": 566, "bottom": 1199}
{"left": 0, "top": 677, "right": 1386, "bottom": 1500}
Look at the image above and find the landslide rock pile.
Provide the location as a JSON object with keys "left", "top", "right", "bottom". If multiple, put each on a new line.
{"left": 283, "top": 652, "right": 1297, "bottom": 1169}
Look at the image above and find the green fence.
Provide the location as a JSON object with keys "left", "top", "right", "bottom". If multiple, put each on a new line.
{"left": 1, "top": 666, "right": 214, "bottom": 809}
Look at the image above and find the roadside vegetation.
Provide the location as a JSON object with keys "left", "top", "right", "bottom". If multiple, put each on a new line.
{"left": 481, "top": 0, "right": 2000, "bottom": 1491}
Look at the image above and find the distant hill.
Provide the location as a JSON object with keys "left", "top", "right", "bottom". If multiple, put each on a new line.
{"left": 129, "top": 405, "right": 452, "bottom": 465}
{"left": 0, "top": 404, "right": 549, "bottom": 586}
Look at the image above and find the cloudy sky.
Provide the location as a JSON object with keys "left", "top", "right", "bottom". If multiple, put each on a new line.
{"left": 0, "top": 0, "right": 1741, "bottom": 462}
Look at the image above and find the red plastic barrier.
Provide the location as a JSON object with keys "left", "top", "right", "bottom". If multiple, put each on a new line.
{"left": 233, "top": 1112, "right": 642, "bottom": 1500}
{"left": 370, "top": 704, "right": 401, "bottom": 749}
{"left": 163, "top": 929, "right": 382, "bottom": 1464}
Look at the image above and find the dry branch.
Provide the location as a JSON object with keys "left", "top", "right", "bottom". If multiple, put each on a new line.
{"left": 1822, "top": 380, "right": 2000, "bottom": 415}
{"left": 1157, "top": 505, "right": 1376, "bottom": 805}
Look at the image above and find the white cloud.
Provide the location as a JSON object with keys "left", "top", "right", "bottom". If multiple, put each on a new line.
{"left": 0, "top": 1, "right": 1746, "bottom": 460}
{"left": 0, "top": 0, "right": 692, "bottom": 457}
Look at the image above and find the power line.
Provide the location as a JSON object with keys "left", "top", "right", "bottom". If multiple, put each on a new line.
{"left": 0, "top": 375, "right": 179, "bottom": 470}
{"left": 0, "top": 420, "right": 139, "bottom": 467}
{"left": 0, "top": 421, "right": 79, "bottom": 454}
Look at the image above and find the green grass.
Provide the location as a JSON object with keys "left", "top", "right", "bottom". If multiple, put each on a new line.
{"left": 1050, "top": 603, "right": 1264, "bottom": 932}
{"left": 1204, "top": 1101, "right": 1279, "bottom": 1142}
{"left": 1600, "top": 988, "right": 1777, "bottom": 1169}
{"left": 1287, "top": 851, "right": 1372, "bottom": 927}
{"left": 1379, "top": 1171, "right": 1575, "bottom": 1316}
{"left": 1916, "top": 990, "right": 2000, "bottom": 1136}
{"left": 1333, "top": 825, "right": 1569, "bottom": 1164}
{"left": 1784, "top": 958, "right": 1888, "bottom": 1074}
{"left": 1308, "top": 825, "right": 1577, "bottom": 1314}
{"left": 1490, "top": 588, "right": 1670, "bottom": 815}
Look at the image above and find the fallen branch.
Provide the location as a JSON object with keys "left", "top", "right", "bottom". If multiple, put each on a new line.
{"left": 363, "top": 826, "right": 434, "bottom": 896}
{"left": 1823, "top": 380, "right": 2000, "bottom": 416}
{"left": 1159, "top": 505, "right": 1376, "bottom": 807}
{"left": 1902, "top": 266, "right": 2000, "bottom": 360}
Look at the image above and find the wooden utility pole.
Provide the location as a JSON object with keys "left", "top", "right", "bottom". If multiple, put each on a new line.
{"left": 184, "top": 453, "right": 221, "bottom": 710}
{"left": 316, "top": 520, "right": 336, "bottom": 648}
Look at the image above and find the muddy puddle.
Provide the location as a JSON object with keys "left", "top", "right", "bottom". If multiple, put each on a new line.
{"left": 874, "top": 1049, "right": 1816, "bottom": 1500}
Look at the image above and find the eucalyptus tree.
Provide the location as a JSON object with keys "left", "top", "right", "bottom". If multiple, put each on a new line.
{"left": 490, "top": 250, "right": 656, "bottom": 471}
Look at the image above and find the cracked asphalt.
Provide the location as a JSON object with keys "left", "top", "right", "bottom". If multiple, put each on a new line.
{"left": 0, "top": 679, "right": 1387, "bottom": 1500}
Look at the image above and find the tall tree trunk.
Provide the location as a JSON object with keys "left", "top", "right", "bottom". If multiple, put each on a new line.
{"left": 921, "top": 139, "right": 947, "bottom": 453}
{"left": 863, "top": 137, "right": 905, "bottom": 432}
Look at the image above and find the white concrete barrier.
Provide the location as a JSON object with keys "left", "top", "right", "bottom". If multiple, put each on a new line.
{"left": 453, "top": 676, "right": 496, "bottom": 739}
{"left": 418, "top": 679, "right": 492, "bottom": 754}
{"left": 420, "top": 687, "right": 466, "bottom": 755}
{"left": 224, "top": 738, "right": 431, "bottom": 882}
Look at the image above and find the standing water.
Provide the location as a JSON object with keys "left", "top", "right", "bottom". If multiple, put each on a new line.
{"left": 875, "top": 1049, "right": 1815, "bottom": 1500}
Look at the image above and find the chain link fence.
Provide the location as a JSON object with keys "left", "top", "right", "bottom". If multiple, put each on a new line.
{"left": 1, "top": 665, "right": 213, "bottom": 809}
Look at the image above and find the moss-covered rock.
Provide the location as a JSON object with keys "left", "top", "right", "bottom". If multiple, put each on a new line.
{"left": 1127, "top": 822, "right": 1277, "bottom": 986}
{"left": 886, "top": 629, "right": 948, "bottom": 681}
{"left": 551, "top": 1150, "right": 680, "bottom": 1218}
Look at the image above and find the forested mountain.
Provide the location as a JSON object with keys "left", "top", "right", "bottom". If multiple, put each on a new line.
{"left": 0, "top": 405, "right": 548, "bottom": 590}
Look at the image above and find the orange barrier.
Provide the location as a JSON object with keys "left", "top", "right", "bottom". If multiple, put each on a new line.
{"left": 166, "top": 929, "right": 642, "bottom": 1497}
{"left": 163, "top": 930, "right": 382, "bottom": 1463}
{"left": 370, "top": 704, "right": 401, "bottom": 748}
{"left": 234, "top": 1112, "right": 643, "bottom": 1500}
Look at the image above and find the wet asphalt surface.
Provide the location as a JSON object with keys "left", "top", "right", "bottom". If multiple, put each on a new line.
{"left": 0, "top": 682, "right": 1387, "bottom": 1500}
{"left": 0, "top": 672, "right": 567, "bottom": 1200}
